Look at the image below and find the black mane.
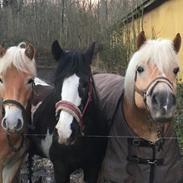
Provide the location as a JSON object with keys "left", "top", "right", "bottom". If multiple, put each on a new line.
{"left": 54, "top": 50, "right": 91, "bottom": 87}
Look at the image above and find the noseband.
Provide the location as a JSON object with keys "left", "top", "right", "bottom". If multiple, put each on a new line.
{"left": 55, "top": 78, "right": 93, "bottom": 129}
{"left": 1, "top": 99, "right": 27, "bottom": 152}
{"left": 135, "top": 76, "right": 174, "bottom": 154}
{"left": 135, "top": 76, "right": 174, "bottom": 104}
{"left": 3, "top": 99, "right": 27, "bottom": 115}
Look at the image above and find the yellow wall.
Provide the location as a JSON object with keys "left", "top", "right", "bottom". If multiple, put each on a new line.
{"left": 123, "top": 0, "right": 183, "bottom": 80}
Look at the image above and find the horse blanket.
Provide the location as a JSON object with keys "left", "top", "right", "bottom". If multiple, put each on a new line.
{"left": 94, "top": 73, "right": 183, "bottom": 183}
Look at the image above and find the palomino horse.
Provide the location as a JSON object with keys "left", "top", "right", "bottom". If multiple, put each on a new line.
{"left": 29, "top": 41, "right": 108, "bottom": 183}
{"left": 0, "top": 43, "right": 36, "bottom": 183}
{"left": 96, "top": 32, "right": 183, "bottom": 183}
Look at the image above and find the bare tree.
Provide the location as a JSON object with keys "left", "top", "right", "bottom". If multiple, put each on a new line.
{"left": 0, "top": 0, "right": 140, "bottom": 72}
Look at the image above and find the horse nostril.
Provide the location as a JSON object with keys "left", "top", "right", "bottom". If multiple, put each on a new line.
{"left": 1, "top": 118, "right": 7, "bottom": 129}
{"left": 171, "top": 94, "right": 176, "bottom": 106}
{"left": 16, "top": 119, "right": 23, "bottom": 131}
{"left": 1, "top": 106, "right": 5, "bottom": 117}
{"left": 152, "top": 93, "right": 158, "bottom": 105}
{"left": 71, "top": 121, "right": 80, "bottom": 140}
{"left": 53, "top": 128, "right": 59, "bottom": 141}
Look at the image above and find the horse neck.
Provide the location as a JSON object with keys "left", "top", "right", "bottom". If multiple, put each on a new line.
{"left": 83, "top": 79, "right": 105, "bottom": 134}
{"left": 122, "top": 97, "right": 169, "bottom": 143}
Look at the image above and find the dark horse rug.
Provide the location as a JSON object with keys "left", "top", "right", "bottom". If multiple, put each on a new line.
{"left": 94, "top": 73, "right": 183, "bottom": 183}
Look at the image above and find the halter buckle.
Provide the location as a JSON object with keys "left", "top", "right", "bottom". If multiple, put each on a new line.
{"left": 147, "top": 159, "right": 158, "bottom": 165}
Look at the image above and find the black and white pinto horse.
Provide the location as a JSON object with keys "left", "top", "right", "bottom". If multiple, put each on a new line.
{"left": 29, "top": 41, "right": 108, "bottom": 183}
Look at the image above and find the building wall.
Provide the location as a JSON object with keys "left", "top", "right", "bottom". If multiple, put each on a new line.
{"left": 123, "top": 0, "right": 183, "bottom": 80}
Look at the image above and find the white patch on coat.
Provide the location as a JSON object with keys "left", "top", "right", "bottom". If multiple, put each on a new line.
{"left": 34, "top": 77, "right": 49, "bottom": 86}
{"left": 2, "top": 147, "right": 25, "bottom": 183}
{"left": 41, "top": 129, "right": 53, "bottom": 158}
{"left": 2, "top": 105, "right": 23, "bottom": 130}
{"left": 2, "top": 165, "right": 16, "bottom": 183}
{"left": 56, "top": 74, "right": 81, "bottom": 143}
{"left": 31, "top": 101, "right": 42, "bottom": 122}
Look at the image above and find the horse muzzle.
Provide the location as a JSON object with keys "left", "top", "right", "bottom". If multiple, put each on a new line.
{"left": 55, "top": 119, "right": 80, "bottom": 145}
{"left": 146, "top": 88, "right": 176, "bottom": 123}
{"left": 135, "top": 76, "right": 176, "bottom": 123}
{"left": 1, "top": 100, "right": 26, "bottom": 133}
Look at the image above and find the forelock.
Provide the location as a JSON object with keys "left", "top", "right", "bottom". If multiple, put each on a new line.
{"left": 0, "top": 43, "right": 36, "bottom": 76}
{"left": 124, "top": 38, "right": 179, "bottom": 107}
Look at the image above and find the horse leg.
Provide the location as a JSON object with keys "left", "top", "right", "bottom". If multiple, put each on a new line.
{"left": 2, "top": 157, "right": 23, "bottom": 183}
{"left": 83, "top": 165, "right": 101, "bottom": 183}
{"left": 53, "top": 163, "right": 70, "bottom": 183}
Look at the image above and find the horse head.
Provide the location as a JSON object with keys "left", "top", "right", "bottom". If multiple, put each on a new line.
{"left": 124, "top": 31, "right": 181, "bottom": 123}
{"left": 52, "top": 41, "right": 95, "bottom": 145}
{"left": 0, "top": 43, "right": 36, "bottom": 133}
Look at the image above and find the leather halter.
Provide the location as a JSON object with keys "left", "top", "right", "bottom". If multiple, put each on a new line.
{"left": 2, "top": 99, "right": 27, "bottom": 152}
{"left": 55, "top": 78, "right": 93, "bottom": 129}
{"left": 3, "top": 99, "right": 26, "bottom": 115}
{"left": 135, "top": 76, "right": 174, "bottom": 103}
{"left": 128, "top": 77, "right": 174, "bottom": 183}
{"left": 1, "top": 80, "right": 35, "bottom": 152}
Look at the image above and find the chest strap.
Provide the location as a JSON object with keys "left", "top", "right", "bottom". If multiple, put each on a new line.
{"left": 127, "top": 138, "right": 164, "bottom": 183}
{"left": 127, "top": 155, "right": 164, "bottom": 166}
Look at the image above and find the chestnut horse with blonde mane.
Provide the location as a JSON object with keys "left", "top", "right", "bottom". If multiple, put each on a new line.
{"left": 96, "top": 32, "right": 183, "bottom": 183}
{"left": 0, "top": 43, "right": 36, "bottom": 183}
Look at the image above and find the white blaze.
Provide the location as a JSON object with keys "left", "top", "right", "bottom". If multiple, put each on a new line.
{"left": 55, "top": 74, "right": 81, "bottom": 143}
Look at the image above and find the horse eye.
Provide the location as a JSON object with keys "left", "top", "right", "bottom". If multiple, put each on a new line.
{"left": 0, "top": 78, "right": 3, "bottom": 83}
{"left": 173, "top": 67, "right": 179, "bottom": 75}
{"left": 27, "top": 78, "right": 34, "bottom": 84}
{"left": 137, "top": 66, "right": 144, "bottom": 73}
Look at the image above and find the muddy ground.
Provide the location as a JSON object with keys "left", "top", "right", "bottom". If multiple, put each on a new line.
{"left": 20, "top": 155, "right": 84, "bottom": 183}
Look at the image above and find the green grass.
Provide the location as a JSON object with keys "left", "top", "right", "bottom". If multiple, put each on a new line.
{"left": 174, "top": 84, "right": 183, "bottom": 154}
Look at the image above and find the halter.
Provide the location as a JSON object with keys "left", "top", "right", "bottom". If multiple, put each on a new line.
{"left": 1, "top": 81, "right": 35, "bottom": 152}
{"left": 55, "top": 77, "right": 93, "bottom": 129}
{"left": 132, "top": 76, "right": 175, "bottom": 183}
{"left": 3, "top": 99, "right": 26, "bottom": 115}
{"left": 1, "top": 99, "right": 26, "bottom": 152}
{"left": 135, "top": 76, "right": 174, "bottom": 104}
{"left": 134, "top": 76, "right": 174, "bottom": 142}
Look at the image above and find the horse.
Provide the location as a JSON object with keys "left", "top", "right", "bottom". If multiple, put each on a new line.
{"left": 0, "top": 43, "right": 36, "bottom": 183}
{"left": 29, "top": 41, "right": 108, "bottom": 183}
{"left": 95, "top": 32, "right": 183, "bottom": 183}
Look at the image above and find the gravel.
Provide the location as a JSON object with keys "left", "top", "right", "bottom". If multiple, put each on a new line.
{"left": 20, "top": 155, "right": 84, "bottom": 183}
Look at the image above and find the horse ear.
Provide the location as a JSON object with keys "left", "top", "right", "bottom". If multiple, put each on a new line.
{"left": 84, "top": 42, "right": 95, "bottom": 65}
{"left": 173, "top": 33, "right": 181, "bottom": 53}
{"left": 137, "top": 31, "right": 146, "bottom": 50}
{"left": 52, "top": 40, "right": 64, "bottom": 61}
{"left": 25, "top": 43, "right": 35, "bottom": 60}
{"left": 0, "top": 46, "right": 6, "bottom": 57}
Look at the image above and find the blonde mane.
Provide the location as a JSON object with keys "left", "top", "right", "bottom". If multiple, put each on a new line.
{"left": 0, "top": 42, "right": 36, "bottom": 76}
{"left": 124, "top": 38, "right": 179, "bottom": 107}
